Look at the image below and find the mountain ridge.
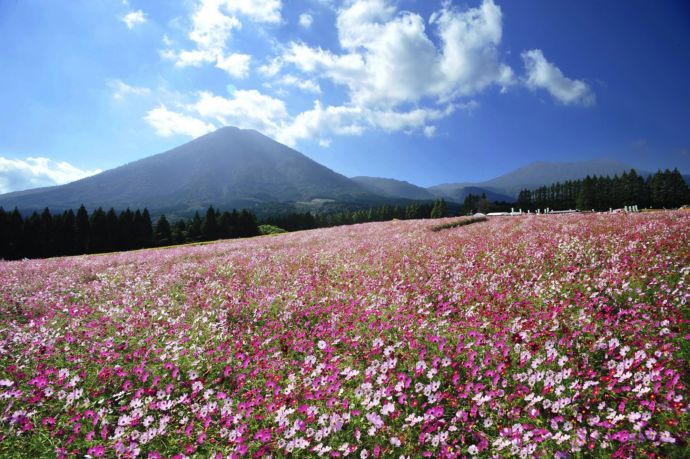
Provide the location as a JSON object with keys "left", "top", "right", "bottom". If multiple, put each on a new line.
{"left": 0, "top": 127, "right": 687, "bottom": 213}
{"left": 429, "top": 159, "right": 654, "bottom": 200}
{"left": 350, "top": 176, "right": 435, "bottom": 201}
{"left": 0, "top": 127, "right": 376, "bottom": 215}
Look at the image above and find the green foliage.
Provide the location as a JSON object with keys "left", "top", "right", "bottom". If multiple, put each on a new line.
{"left": 202, "top": 206, "right": 219, "bottom": 240}
{"left": 0, "top": 204, "right": 260, "bottom": 260}
{"left": 430, "top": 199, "right": 448, "bottom": 218}
{"left": 155, "top": 215, "right": 172, "bottom": 245}
{"left": 261, "top": 201, "right": 441, "bottom": 232}
{"left": 517, "top": 169, "right": 689, "bottom": 211}
{"left": 431, "top": 215, "right": 487, "bottom": 232}
{"left": 463, "top": 193, "right": 490, "bottom": 214}
{"left": 258, "top": 224, "right": 287, "bottom": 235}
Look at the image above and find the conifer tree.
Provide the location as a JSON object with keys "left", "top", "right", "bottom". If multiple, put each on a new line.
{"left": 576, "top": 176, "right": 596, "bottom": 210}
{"left": 75, "top": 205, "right": 90, "bottom": 254}
{"left": 141, "top": 209, "right": 154, "bottom": 247}
{"left": 39, "top": 207, "right": 54, "bottom": 257}
{"left": 105, "top": 208, "right": 119, "bottom": 252}
{"left": 118, "top": 209, "right": 135, "bottom": 251}
{"left": 189, "top": 211, "right": 203, "bottom": 241}
{"left": 62, "top": 209, "right": 76, "bottom": 255}
{"left": 89, "top": 207, "right": 108, "bottom": 253}
{"left": 172, "top": 219, "right": 188, "bottom": 244}
{"left": 202, "top": 206, "right": 219, "bottom": 241}
{"left": 155, "top": 215, "right": 172, "bottom": 245}
{"left": 0, "top": 207, "right": 7, "bottom": 259}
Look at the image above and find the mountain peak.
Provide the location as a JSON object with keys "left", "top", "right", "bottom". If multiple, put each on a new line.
{"left": 0, "top": 128, "right": 371, "bottom": 215}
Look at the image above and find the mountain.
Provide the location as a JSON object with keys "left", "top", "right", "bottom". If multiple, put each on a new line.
{"left": 1, "top": 131, "right": 684, "bottom": 215}
{"left": 427, "top": 185, "right": 514, "bottom": 203}
{"left": 351, "top": 176, "right": 435, "bottom": 200}
{"left": 0, "top": 127, "right": 375, "bottom": 215}
{"left": 431, "top": 159, "right": 650, "bottom": 199}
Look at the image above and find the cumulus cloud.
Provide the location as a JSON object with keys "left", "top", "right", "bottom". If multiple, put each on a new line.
{"left": 276, "top": 100, "right": 456, "bottom": 146}
{"left": 0, "top": 157, "right": 102, "bottom": 194}
{"left": 284, "top": 0, "right": 513, "bottom": 110}
{"left": 122, "top": 10, "right": 146, "bottom": 29}
{"left": 146, "top": 0, "right": 595, "bottom": 147}
{"left": 224, "top": 0, "right": 282, "bottom": 23}
{"left": 162, "top": 0, "right": 281, "bottom": 76}
{"left": 144, "top": 105, "right": 217, "bottom": 138}
{"left": 299, "top": 13, "right": 314, "bottom": 29}
{"left": 257, "top": 0, "right": 519, "bottom": 141}
{"left": 192, "top": 90, "right": 289, "bottom": 136}
{"left": 108, "top": 79, "right": 151, "bottom": 100}
{"left": 215, "top": 53, "right": 252, "bottom": 78}
{"left": 522, "top": 49, "right": 596, "bottom": 106}
{"left": 142, "top": 85, "right": 458, "bottom": 147}
{"left": 257, "top": 58, "right": 283, "bottom": 77}
{"left": 276, "top": 74, "right": 322, "bottom": 94}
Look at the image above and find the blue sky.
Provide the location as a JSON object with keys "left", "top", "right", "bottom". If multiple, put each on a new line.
{"left": 0, "top": 0, "right": 689, "bottom": 193}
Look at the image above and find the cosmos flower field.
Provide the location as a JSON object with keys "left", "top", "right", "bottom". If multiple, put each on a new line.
{"left": 1, "top": 212, "right": 689, "bottom": 458}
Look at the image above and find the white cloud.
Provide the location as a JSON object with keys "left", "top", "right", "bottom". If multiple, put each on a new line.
{"left": 122, "top": 10, "right": 146, "bottom": 29}
{"left": 522, "top": 49, "right": 596, "bottom": 106}
{"left": 108, "top": 79, "right": 151, "bottom": 100}
{"left": 276, "top": 100, "right": 455, "bottom": 147}
{"left": 283, "top": 0, "right": 514, "bottom": 110}
{"left": 277, "top": 101, "right": 364, "bottom": 146}
{"left": 299, "top": 13, "right": 314, "bottom": 29}
{"left": 277, "top": 74, "right": 322, "bottom": 94}
{"left": 336, "top": 0, "right": 395, "bottom": 50}
{"left": 224, "top": 0, "right": 282, "bottom": 23}
{"left": 283, "top": 43, "right": 366, "bottom": 89}
{"left": 144, "top": 105, "right": 217, "bottom": 138}
{"left": 258, "top": 58, "right": 283, "bottom": 77}
{"left": 162, "top": 0, "right": 282, "bottom": 74}
{"left": 431, "top": 0, "right": 515, "bottom": 99}
{"left": 142, "top": 86, "right": 449, "bottom": 147}
{"left": 145, "top": 0, "right": 595, "bottom": 147}
{"left": 215, "top": 53, "right": 251, "bottom": 78}
{"left": 0, "top": 157, "right": 102, "bottom": 194}
{"left": 423, "top": 126, "right": 437, "bottom": 138}
{"left": 192, "top": 90, "right": 289, "bottom": 137}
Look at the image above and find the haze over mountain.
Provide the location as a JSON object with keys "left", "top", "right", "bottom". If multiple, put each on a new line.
{"left": 350, "top": 177, "right": 435, "bottom": 201}
{"left": 430, "top": 159, "right": 657, "bottom": 199}
{"left": 427, "top": 185, "right": 514, "bottom": 203}
{"left": 0, "top": 127, "right": 374, "bottom": 215}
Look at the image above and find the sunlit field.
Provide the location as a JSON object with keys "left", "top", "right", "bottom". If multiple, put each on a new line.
{"left": 1, "top": 212, "right": 688, "bottom": 458}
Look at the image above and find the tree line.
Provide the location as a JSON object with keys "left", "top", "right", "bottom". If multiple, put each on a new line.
{"left": 261, "top": 200, "right": 449, "bottom": 232}
{"left": 4, "top": 167, "right": 687, "bottom": 261}
{"left": 516, "top": 169, "right": 689, "bottom": 212}
{"left": 461, "top": 194, "right": 516, "bottom": 215}
{"left": 0, "top": 205, "right": 258, "bottom": 260}
{"left": 0, "top": 199, "right": 451, "bottom": 260}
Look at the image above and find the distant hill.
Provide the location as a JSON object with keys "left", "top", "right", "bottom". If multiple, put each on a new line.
{"left": 0, "top": 127, "right": 375, "bottom": 215}
{"left": 432, "top": 159, "right": 654, "bottom": 199}
{"left": 351, "top": 176, "right": 435, "bottom": 200}
{"left": 427, "top": 184, "right": 514, "bottom": 203}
